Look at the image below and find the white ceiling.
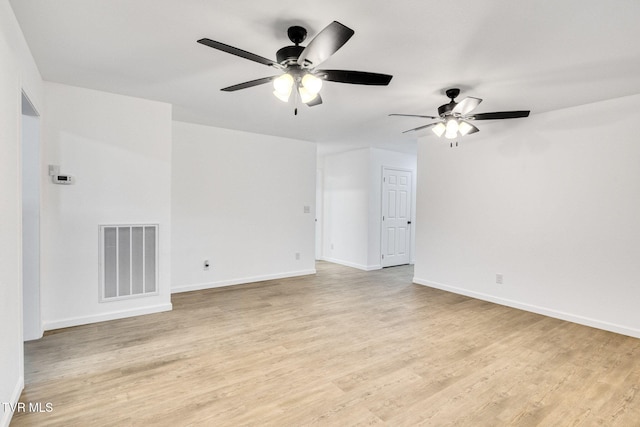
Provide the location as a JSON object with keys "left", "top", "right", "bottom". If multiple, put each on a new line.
{"left": 10, "top": 0, "right": 640, "bottom": 154}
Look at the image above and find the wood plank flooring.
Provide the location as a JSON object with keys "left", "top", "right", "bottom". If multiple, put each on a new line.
{"left": 12, "top": 261, "right": 640, "bottom": 426}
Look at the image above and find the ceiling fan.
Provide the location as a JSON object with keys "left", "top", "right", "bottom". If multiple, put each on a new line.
{"left": 197, "top": 21, "right": 393, "bottom": 113}
{"left": 390, "top": 88, "right": 530, "bottom": 141}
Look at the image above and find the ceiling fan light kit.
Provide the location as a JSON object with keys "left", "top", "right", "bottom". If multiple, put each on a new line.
{"left": 301, "top": 73, "right": 322, "bottom": 95}
{"left": 272, "top": 71, "right": 323, "bottom": 104}
{"left": 272, "top": 73, "right": 294, "bottom": 102}
{"left": 197, "top": 21, "right": 392, "bottom": 113}
{"left": 445, "top": 118, "right": 459, "bottom": 139}
{"left": 457, "top": 120, "right": 475, "bottom": 137}
{"left": 298, "top": 84, "right": 318, "bottom": 104}
{"left": 432, "top": 122, "right": 446, "bottom": 137}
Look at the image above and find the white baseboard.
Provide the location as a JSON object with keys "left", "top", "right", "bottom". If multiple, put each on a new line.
{"left": 23, "top": 324, "right": 44, "bottom": 342}
{"left": 321, "top": 257, "right": 382, "bottom": 271}
{"left": 171, "top": 269, "right": 317, "bottom": 294}
{"left": 0, "top": 376, "right": 24, "bottom": 427}
{"left": 43, "top": 303, "right": 173, "bottom": 331}
{"left": 413, "top": 277, "right": 640, "bottom": 339}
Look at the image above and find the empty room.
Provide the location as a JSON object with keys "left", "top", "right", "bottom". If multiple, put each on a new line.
{"left": 1, "top": 1, "right": 640, "bottom": 425}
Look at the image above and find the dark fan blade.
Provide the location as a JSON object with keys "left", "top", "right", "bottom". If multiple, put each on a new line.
{"left": 402, "top": 123, "right": 438, "bottom": 134}
{"left": 306, "top": 94, "right": 323, "bottom": 107}
{"left": 197, "top": 38, "right": 283, "bottom": 69}
{"left": 389, "top": 113, "right": 438, "bottom": 119}
{"left": 472, "top": 110, "right": 530, "bottom": 120}
{"left": 297, "top": 21, "right": 355, "bottom": 67}
{"left": 221, "top": 76, "right": 277, "bottom": 92}
{"left": 452, "top": 97, "right": 482, "bottom": 116}
{"left": 317, "top": 70, "right": 392, "bottom": 85}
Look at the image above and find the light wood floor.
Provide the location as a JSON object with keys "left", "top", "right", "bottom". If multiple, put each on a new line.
{"left": 13, "top": 261, "right": 640, "bottom": 426}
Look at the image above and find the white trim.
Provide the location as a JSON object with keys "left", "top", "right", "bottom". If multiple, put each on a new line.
{"left": 23, "top": 324, "right": 43, "bottom": 342}
{"left": 172, "top": 269, "right": 317, "bottom": 293}
{"left": 0, "top": 376, "right": 24, "bottom": 427}
{"left": 42, "top": 303, "right": 172, "bottom": 331}
{"left": 413, "top": 277, "right": 640, "bottom": 339}
{"left": 321, "top": 257, "right": 382, "bottom": 271}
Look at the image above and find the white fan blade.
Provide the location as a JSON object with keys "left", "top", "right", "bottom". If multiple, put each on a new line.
{"left": 452, "top": 97, "right": 482, "bottom": 116}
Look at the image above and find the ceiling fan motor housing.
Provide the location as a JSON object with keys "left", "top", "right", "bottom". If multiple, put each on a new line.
{"left": 445, "top": 88, "right": 460, "bottom": 99}
{"left": 438, "top": 102, "right": 456, "bottom": 117}
{"left": 437, "top": 88, "right": 461, "bottom": 117}
{"left": 276, "top": 45, "right": 305, "bottom": 66}
{"left": 276, "top": 26, "right": 309, "bottom": 66}
{"left": 287, "top": 26, "right": 307, "bottom": 45}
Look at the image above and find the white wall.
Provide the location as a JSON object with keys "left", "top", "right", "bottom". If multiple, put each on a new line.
{"left": 171, "top": 121, "right": 316, "bottom": 292}
{"left": 414, "top": 94, "right": 640, "bottom": 338}
{"left": 321, "top": 148, "right": 371, "bottom": 269}
{"left": 41, "top": 82, "right": 173, "bottom": 329}
{"left": 321, "top": 147, "right": 417, "bottom": 270}
{"left": 0, "top": 1, "right": 43, "bottom": 425}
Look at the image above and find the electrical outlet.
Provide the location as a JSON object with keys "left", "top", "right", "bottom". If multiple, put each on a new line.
{"left": 331, "top": 243, "right": 334, "bottom": 250}
{"left": 496, "top": 273, "right": 503, "bottom": 284}
{"left": 295, "top": 252, "right": 300, "bottom": 260}
{"left": 204, "top": 260, "right": 210, "bottom": 271}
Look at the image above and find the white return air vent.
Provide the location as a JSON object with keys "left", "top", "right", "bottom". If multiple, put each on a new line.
{"left": 99, "top": 224, "right": 158, "bottom": 301}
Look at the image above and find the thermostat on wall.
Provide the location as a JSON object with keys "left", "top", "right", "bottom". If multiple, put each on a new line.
{"left": 52, "top": 174, "right": 74, "bottom": 185}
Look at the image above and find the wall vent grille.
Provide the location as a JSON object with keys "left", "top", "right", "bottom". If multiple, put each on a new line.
{"left": 99, "top": 224, "right": 158, "bottom": 301}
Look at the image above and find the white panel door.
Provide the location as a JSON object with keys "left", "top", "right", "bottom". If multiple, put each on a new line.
{"left": 381, "top": 168, "right": 412, "bottom": 267}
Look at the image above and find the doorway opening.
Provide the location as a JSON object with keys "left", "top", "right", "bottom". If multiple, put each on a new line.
{"left": 21, "top": 91, "right": 42, "bottom": 341}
